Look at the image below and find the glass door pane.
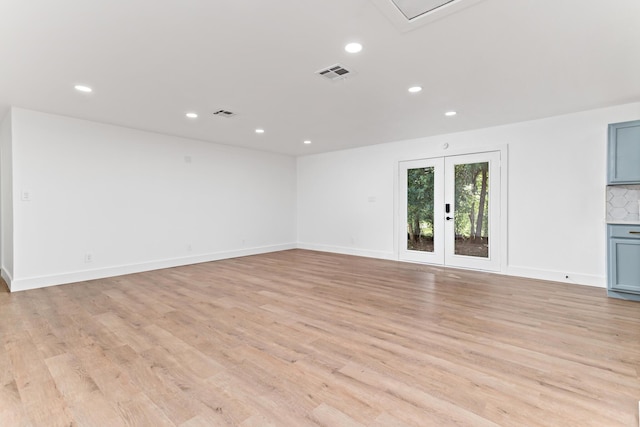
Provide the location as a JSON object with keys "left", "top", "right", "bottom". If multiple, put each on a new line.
{"left": 454, "top": 162, "right": 489, "bottom": 258}
{"left": 444, "top": 151, "right": 501, "bottom": 272}
{"left": 407, "top": 167, "right": 435, "bottom": 252}
{"left": 399, "top": 158, "right": 444, "bottom": 265}
{"left": 400, "top": 152, "right": 501, "bottom": 271}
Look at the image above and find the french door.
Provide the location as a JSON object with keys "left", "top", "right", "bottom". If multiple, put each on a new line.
{"left": 399, "top": 151, "right": 501, "bottom": 271}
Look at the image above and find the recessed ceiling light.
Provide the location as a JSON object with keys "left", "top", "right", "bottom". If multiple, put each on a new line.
{"left": 255, "top": 128, "right": 265, "bottom": 134}
{"left": 303, "top": 140, "right": 312, "bottom": 145}
{"left": 185, "top": 112, "right": 198, "bottom": 119}
{"left": 408, "top": 86, "right": 422, "bottom": 93}
{"left": 74, "top": 85, "right": 92, "bottom": 93}
{"left": 345, "top": 42, "right": 363, "bottom": 53}
{"left": 445, "top": 111, "right": 457, "bottom": 116}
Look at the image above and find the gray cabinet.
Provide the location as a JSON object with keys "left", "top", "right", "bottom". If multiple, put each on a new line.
{"left": 608, "top": 120, "right": 640, "bottom": 184}
{"left": 607, "top": 224, "right": 640, "bottom": 301}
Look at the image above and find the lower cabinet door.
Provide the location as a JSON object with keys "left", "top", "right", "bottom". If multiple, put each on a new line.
{"left": 609, "top": 237, "right": 640, "bottom": 294}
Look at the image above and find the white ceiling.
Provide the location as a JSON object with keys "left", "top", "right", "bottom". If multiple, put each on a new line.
{"left": 1, "top": 0, "right": 639, "bottom": 156}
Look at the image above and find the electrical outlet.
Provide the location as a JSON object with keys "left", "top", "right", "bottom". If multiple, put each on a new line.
{"left": 21, "top": 190, "right": 31, "bottom": 201}
{"left": 85, "top": 253, "right": 93, "bottom": 263}
{"left": 187, "top": 244, "right": 192, "bottom": 252}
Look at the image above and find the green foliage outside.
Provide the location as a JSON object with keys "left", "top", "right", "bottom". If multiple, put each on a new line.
{"left": 407, "top": 162, "right": 489, "bottom": 244}
{"left": 407, "top": 167, "right": 434, "bottom": 244}
{"left": 454, "top": 162, "right": 489, "bottom": 239}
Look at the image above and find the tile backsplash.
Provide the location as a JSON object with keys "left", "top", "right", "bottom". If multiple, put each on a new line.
{"left": 606, "top": 185, "right": 640, "bottom": 222}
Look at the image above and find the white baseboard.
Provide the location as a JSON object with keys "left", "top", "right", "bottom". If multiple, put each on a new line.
{"left": 296, "top": 245, "right": 606, "bottom": 288}
{"left": 9, "top": 243, "right": 296, "bottom": 292}
{"left": 503, "top": 265, "right": 605, "bottom": 288}
{"left": 296, "top": 242, "right": 395, "bottom": 261}
{"left": 7, "top": 244, "right": 606, "bottom": 292}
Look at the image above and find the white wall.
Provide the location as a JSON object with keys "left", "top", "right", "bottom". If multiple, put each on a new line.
{"left": 297, "top": 102, "right": 640, "bottom": 287}
{"left": 9, "top": 108, "right": 296, "bottom": 291}
{"left": 5, "top": 103, "right": 639, "bottom": 291}
{"left": 0, "top": 110, "right": 13, "bottom": 289}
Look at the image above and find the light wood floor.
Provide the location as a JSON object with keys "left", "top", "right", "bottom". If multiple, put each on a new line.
{"left": 1, "top": 249, "right": 639, "bottom": 426}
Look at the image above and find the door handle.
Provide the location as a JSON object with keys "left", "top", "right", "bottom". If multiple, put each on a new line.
{"left": 446, "top": 216, "right": 453, "bottom": 221}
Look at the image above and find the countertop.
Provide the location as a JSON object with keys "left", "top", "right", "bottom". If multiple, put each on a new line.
{"left": 607, "top": 220, "right": 640, "bottom": 225}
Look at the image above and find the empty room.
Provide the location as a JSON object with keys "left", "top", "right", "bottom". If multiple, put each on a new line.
{"left": 1, "top": 0, "right": 640, "bottom": 426}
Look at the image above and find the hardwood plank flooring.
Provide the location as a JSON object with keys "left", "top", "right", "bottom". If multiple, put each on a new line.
{"left": 1, "top": 249, "right": 639, "bottom": 426}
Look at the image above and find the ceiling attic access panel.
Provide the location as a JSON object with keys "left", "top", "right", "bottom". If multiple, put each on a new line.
{"left": 371, "top": 0, "right": 486, "bottom": 32}
{"left": 391, "top": 0, "right": 455, "bottom": 20}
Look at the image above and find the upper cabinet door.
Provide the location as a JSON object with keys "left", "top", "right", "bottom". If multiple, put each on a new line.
{"left": 608, "top": 120, "right": 640, "bottom": 184}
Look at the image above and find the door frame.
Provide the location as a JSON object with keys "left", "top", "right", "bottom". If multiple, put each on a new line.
{"left": 398, "top": 157, "right": 445, "bottom": 265}
{"left": 394, "top": 145, "right": 508, "bottom": 273}
{"left": 443, "top": 151, "right": 501, "bottom": 271}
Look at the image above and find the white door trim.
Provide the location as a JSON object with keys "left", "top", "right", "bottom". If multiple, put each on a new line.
{"left": 394, "top": 145, "right": 508, "bottom": 273}
{"left": 398, "top": 157, "right": 445, "bottom": 265}
{"left": 443, "top": 151, "right": 501, "bottom": 271}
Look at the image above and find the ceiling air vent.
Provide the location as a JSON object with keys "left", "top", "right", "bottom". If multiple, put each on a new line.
{"left": 213, "top": 109, "right": 237, "bottom": 118}
{"left": 316, "top": 64, "right": 354, "bottom": 81}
